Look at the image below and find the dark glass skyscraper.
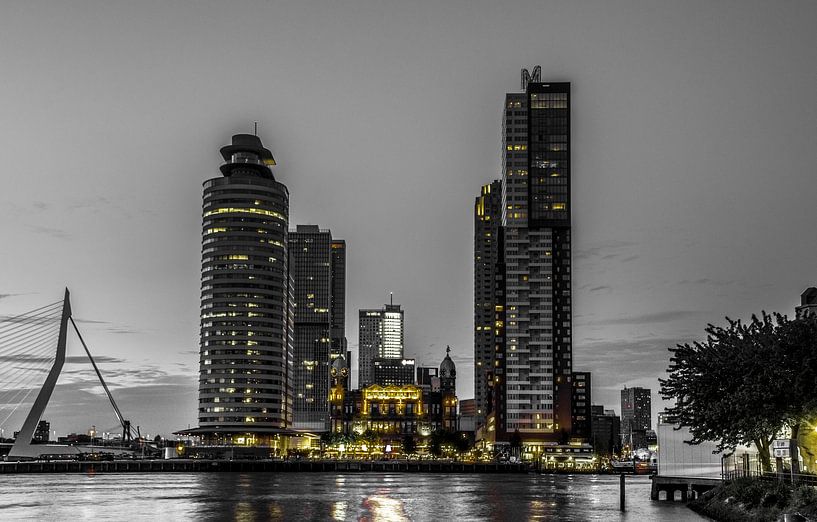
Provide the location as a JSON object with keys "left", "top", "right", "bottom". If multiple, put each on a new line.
{"left": 474, "top": 180, "right": 502, "bottom": 430}
{"left": 288, "top": 225, "right": 346, "bottom": 431}
{"left": 198, "top": 134, "right": 294, "bottom": 433}
{"left": 476, "top": 68, "right": 573, "bottom": 444}
{"left": 621, "top": 386, "right": 651, "bottom": 450}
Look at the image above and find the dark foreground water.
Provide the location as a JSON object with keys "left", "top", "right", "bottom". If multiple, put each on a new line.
{"left": 0, "top": 472, "right": 706, "bottom": 521}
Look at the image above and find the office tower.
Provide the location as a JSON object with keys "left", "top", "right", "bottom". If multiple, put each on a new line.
{"left": 474, "top": 180, "right": 503, "bottom": 430}
{"left": 500, "top": 67, "right": 573, "bottom": 439}
{"left": 621, "top": 386, "right": 652, "bottom": 450}
{"left": 373, "top": 358, "right": 415, "bottom": 386}
{"left": 288, "top": 225, "right": 346, "bottom": 431}
{"left": 571, "top": 372, "right": 591, "bottom": 440}
{"left": 198, "top": 134, "right": 294, "bottom": 433}
{"left": 330, "top": 240, "right": 348, "bottom": 373}
{"left": 358, "top": 301, "right": 404, "bottom": 387}
{"left": 590, "top": 406, "right": 621, "bottom": 457}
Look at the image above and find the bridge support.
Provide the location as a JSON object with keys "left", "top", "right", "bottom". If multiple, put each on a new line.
{"left": 7, "top": 289, "right": 79, "bottom": 461}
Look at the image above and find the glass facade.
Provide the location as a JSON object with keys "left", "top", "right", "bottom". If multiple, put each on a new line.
{"left": 474, "top": 181, "right": 502, "bottom": 430}
{"left": 198, "top": 135, "right": 294, "bottom": 430}
{"left": 498, "top": 81, "right": 573, "bottom": 438}
{"left": 289, "top": 226, "right": 346, "bottom": 431}
{"left": 358, "top": 304, "right": 405, "bottom": 387}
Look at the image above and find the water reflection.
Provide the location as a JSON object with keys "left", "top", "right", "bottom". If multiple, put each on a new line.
{"left": 361, "top": 493, "right": 409, "bottom": 522}
{"left": 0, "top": 472, "right": 707, "bottom": 521}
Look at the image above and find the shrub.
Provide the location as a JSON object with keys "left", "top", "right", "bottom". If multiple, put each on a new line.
{"left": 760, "top": 481, "right": 790, "bottom": 508}
{"left": 731, "top": 479, "right": 766, "bottom": 507}
{"left": 791, "top": 484, "right": 817, "bottom": 508}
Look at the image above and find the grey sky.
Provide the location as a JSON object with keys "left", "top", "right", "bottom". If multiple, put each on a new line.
{"left": 1, "top": 0, "right": 816, "bottom": 436}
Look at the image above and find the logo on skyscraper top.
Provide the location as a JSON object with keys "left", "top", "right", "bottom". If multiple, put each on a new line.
{"left": 521, "top": 65, "right": 541, "bottom": 90}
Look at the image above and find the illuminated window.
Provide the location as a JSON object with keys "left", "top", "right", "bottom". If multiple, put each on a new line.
{"left": 203, "top": 207, "right": 285, "bottom": 220}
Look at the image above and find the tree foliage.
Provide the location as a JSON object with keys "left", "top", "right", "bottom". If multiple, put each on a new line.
{"left": 509, "top": 430, "right": 523, "bottom": 455}
{"left": 401, "top": 435, "right": 417, "bottom": 455}
{"left": 428, "top": 430, "right": 471, "bottom": 457}
{"left": 660, "top": 312, "right": 817, "bottom": 471}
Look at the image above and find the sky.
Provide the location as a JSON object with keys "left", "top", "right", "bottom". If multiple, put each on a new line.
{"left": 1, "top": 0, "right": 816, "bottom": 438}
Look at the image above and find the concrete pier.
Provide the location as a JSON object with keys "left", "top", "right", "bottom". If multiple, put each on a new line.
{"left": 0, "top": 459, "right": 530, "bottom": 474}
{"left": 650, "top": 475, "right": 720, "bottom": 501}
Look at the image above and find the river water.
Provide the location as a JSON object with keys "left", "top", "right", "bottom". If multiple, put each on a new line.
{"left": 0, "top": 472, "right": 706, "bottom": 520}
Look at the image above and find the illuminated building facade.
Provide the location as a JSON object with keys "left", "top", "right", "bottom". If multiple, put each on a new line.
{"left": 474, "top": 180, "right": 503, "bottom": 430}
{"left": 197, "top": 134, "right": 294, "bottom": 435}
{"left": 358, "top": 302, "right": 404, "bottom": 387}
{"left": 439, "top": 347, "right": 458, "bottom": 431}
{"left": 288, "top": 225, "right": 346, "bottom": 432}
{"left": 373, "top": 358, "right": 415, "bottom": 386}
{"left": 621, "top": 386, "right": 651, "bottom": 450}
{"left": 328, "top": 356, "right": 349, "bottom": 433}
{"left": 499, "top": 68, "right": 573, "bottom": 440}
{"left": 331, "top": 349, "right": 458, "bottom": 440}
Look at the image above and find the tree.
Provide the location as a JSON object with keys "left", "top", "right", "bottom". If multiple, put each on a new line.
{"left": 509, "top": 429, "right": 523, "bottom": 457}
{"left": 402, "top": 435, "right": 417, "bottom": 456}
{"left": 660, "top": 312, "right": 817, "bottom": 472}
{"left": 428, "top": 431, "right": 443, "bottom": 458}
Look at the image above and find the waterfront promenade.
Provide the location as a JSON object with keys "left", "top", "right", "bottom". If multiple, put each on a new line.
{"left": 0, "top": 458, "right": 530, "bottom": 474}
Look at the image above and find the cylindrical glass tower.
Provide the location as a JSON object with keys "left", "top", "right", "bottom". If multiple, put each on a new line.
{"left": 198, "top": 134, "right": 293, "bottom": 434}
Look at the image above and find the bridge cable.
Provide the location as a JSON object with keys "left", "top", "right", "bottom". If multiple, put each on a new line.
{"left": 69, "top": 317, "right": 133, "bottom": 439}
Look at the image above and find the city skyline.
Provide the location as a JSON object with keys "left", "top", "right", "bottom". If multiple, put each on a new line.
{"left": 1, "top": 1, "right": 817, "bottom": 437}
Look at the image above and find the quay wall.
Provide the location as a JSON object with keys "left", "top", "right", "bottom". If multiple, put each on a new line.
{"left": 0, "top": 459, "right": 530, "bottom": 474}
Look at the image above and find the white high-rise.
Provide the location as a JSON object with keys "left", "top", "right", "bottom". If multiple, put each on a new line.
{"left": 358, "top": 302, "right": 404, "bottom": 387}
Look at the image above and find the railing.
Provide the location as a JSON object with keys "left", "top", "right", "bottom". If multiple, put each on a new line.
{"left": 724, "top": 467, "right": 817, "bottom": 485}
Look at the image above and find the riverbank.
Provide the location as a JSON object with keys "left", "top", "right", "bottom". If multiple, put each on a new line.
{"left": 689, "top": 477, "right": 817, "bottom": 521}
{"left": 0, "top": 458, "right": 531, "bottom": 474}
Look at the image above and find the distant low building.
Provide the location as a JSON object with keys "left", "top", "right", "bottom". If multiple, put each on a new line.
{"left": 33, "top": 420, "right": 50, "bottom": 443}
{"left": 796, "top": 287, "right": 817, "bottom": 318}
{"left": 459, "top": 399, "right": 477, "bottom": 434}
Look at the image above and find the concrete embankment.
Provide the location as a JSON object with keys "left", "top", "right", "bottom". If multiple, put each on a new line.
{"left": 0, "top": 459, "right": 531, "bottom": 474}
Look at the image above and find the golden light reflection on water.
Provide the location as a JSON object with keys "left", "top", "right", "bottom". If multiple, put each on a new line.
{"left": 360, "top": 493, "right": 409, "bottom": 522}
{"left": 331, "top": 500, "right": 348, "bottom": 520}
{"left": 234, "top": 501, "right": 255, "bottom": 522}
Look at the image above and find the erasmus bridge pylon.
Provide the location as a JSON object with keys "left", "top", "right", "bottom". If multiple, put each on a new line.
{"left": 1, "top": 289, "right": 136, "bottom": 461}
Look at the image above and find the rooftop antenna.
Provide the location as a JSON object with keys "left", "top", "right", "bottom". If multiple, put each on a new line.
{"left": 253, "top": 121, "right": 258, "bottom": 136}
{"left": 390, "top": 292, "right": 393, "bottom": 306}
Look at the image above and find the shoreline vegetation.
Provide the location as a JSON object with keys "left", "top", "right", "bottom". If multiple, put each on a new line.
{"left": 689, "top": 478, "right": 817, "bottom": 521}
